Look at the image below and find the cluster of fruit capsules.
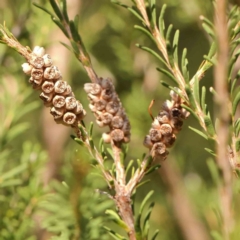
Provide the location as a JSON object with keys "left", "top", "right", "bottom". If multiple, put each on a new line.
{"left": 144, "top": 89, "right": 190, "bottom": 160}
{"left": 84, "top": 78, "right": 131, "bottom": 144}
{"left": 21, "top": 46, "right": 86, "bottom": 126}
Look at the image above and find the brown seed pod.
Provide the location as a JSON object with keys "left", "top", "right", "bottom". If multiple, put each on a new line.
{"left": 149, "top": 128, "right": 162, "bottom": 142}
{"left": 52, "top": 95, "right": 66, "bottom": 108}
{"left": 163, "top": 134, "right": 176, "bottom": 148}
{"left": 44, "top": 66, "right": 61, "bottom": 80}
{"left": 106, "top": 101, "right": 119, "bottom": 114}
{"left": 63, "top": 112, "right": 77, "bottom": 125}
{"left": 143, "top": 135, "right": 153, "bottom": 148}
{"left": 55, "top": 80, "right": 68, "bottom": 94}
{"left": 94, "top": 99, "right": 107, "bottom": 111}
{"left": 159, "top": 124, "right": 172, "bottom": 136}
{"left": 42, "top": 81, "right": 55, "bottom": 93}
{"left": 31, "top": 68, "right": 44, "bottom": 80}
{"left": 29, "top": 56, "right": 44, "bottom": 69}
{"left": 84, "top": 83, "right": 101, "bottom": 95}
{"left": 39, "top": 92, "right": 54, "bottom": 105}
{"left": 110, "top": 129, "right": 124, "bottom": 142}
{"left": 111, "top": 116, "right": 124, "bottom": 129}
{"left": 50, "top": 107, "right": 65, "bottom": 119}
{"left": 43, "top": 54, "right": 53, "bottom": 67}
{"left": 152, "top": 142, "right": 167, "bottom": 156}
{"left": 75, "top": 101, "right": 84, "bottom": 114}
{"left": 65, "top": 96, "right": 77, "bottom": 110}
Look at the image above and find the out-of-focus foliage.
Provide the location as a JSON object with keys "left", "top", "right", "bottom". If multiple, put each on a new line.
{"left": 1, "top": 0, "right": 240, "bottom": 240}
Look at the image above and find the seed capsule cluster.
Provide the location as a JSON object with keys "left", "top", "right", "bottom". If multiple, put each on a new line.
{"left": 22, "top": 46, "right": 86, "bottom": 126}
{"left": 144, "top": 90, "right": 189, "bottom": 160}
{"left": 84, "top": 78, "right": 131, "bottom": 144}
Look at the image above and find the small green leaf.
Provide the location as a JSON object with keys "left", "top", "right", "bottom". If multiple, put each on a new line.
{"left": 151, "top": 229, "right": 159, "bottom": 240}
{"left": 173, "top": 30, "right": 179, "bottom": 64}
{"left": 140, "top": 190, "right": 154, "bottom": 214}
{"left": 232, "top": 91, "right": 240, "bottom": 115}
{"left": 204, "top": 116, "right": 215, "bottom": 136}
{"left": 136, "top": 179, "right": 150, "bottom": 189}
{"left": 159, "top": 4, "right": 167, "bottom": 36}
{"left": 189, "top": 126, "right": 208, "bottom": 140}
{"left": 136, "top": 44, "right": 167, "bottom": 67}
{"left": 143, "top": 202, "right": 155, "bottom": 237}
{"left": 60, "top": 41, "right": 73, "bottom": 52}
{"left": 205, "top": 148, "right": 216, "bottom": 157}
{"left": 236, "top": 140, "right": 240, "bottom": 152}
{"left": 145, "top": 164, "right": 161, "bottom": 175}
{"left": 52, "top": 17, "right": 69, "bottom": 37}
{"left": 202, "top": 23, "right": 215, "bottom": 38}
{"left": 105, "top": 210, "right": 129, "bottom": 230}
{"left": 126, "top": 160, "right": 134, "bottom": 176}
{"left": 73, "top": 137, "right": 84, "bottom": 146}
{"left": 185, "top": 85, "right": 197, "bottom": 110}
{"left": 104, "top": 226, "right": 127, "bottom": 240}
{"left": 33, "top": 3, "right": 55, "bottom": 17}
{"left": 62, "top": 0, "right": 69, "bottom": 23}
{"left": 134, "top": 25, "right": 155, "bottom": 43}
{"left": 157, "top": 69, "right": 177, "bottom": 84}
{"left": 49, "top": 0, "right": 63, "bottom": 21}
{"left": 88, "top": 122, "right": 94, "bottom": 137}
{"left": 1, "top": 163, "right": 27, "bottom": 181}
{"left": 193, "top": 76, "right": 200, "bottom": 104}
{"left": 166, "top": 24, "right": 173, "bottom": 42}
{"left": 150, "top": 0, "right": 156, "bottom": 25}
{"left": 201, "top": 86, "right": 206, "bottom": 114}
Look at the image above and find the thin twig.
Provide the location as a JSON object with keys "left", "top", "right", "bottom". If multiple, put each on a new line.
{"left": 214, "top": 0, "right": 233, "bottom": 238}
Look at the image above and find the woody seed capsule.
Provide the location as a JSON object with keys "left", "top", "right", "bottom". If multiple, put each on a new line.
{"left": 22, "top": 63, "right": 33, "bottom": 75}
{"left": 44, "top": 66, "right": 61, "bottom": 80}
{"left": 65, "top": 96, "right": 77, "bottom": 110}
{"left": 160, "top": 124, "right": 172, "bottom": 136}
{"left": 31, "top": 68, "right": 43, "bottom": 80}
{"left": 149, "top": 128, "right": 162, "bottom": 142}
{"left": 50, "top": 107, "right": 65, "bottom": 119}
{"left": 52, "top": 95, "right": 66, "bottom": 108}
{"left": 42, "top": 81, "right": 55, "bottom": 93}
{"left": 110, "top": 129, "right": 124, "bottom": 142}
{"left": 29, "top": 56, "right": 44, "bottom": 69}
{"left": 55, "top": 80, "right": 67, "bottom": 93}
{"left": 43, "top": 54, "right": 52, "bottom": 67}
{"left": 63, "top": 112, "right": 77, "bottom": 125}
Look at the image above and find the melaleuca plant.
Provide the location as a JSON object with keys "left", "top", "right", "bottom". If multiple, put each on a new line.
{"left": 1, "top": 0, "right": 240, "bottom": 240}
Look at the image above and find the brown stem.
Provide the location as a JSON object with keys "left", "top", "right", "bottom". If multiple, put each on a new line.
{"left": 214, "top": 0, "right": 233, "bottom": 238}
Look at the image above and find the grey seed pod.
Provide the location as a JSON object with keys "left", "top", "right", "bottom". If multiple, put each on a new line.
{"left": 62, "top": 85, "right": 72, "bottom": 96}
{"left": 31, "top": 68, "right": 43, "bottom": 80}
{"left": 22, "top": 63, "right": 33, "bottom": 75}
{"left": 171, "top": 108, "right": 182, "bottom": 118}
{"left": 63, "top": 112, "right": 77, "bottom": 125}
{"left": 84, "top": 83, "right": 101, "bottom": 95}
{"left": 149, "top": 128, "right": 162, "bottom": 142}
{"left": 101, "top": 112, "right": 113, "bottom": 125}
{"left": 101, "top": 88, "right": 113, "bottom": 100}
{"left": 50, "top": 107, "right": 65, "bottom": 119}
{"left": 75, "top": 101, "right": 84, "bottom": 114}
{"left": 157, "top": 111, "right": 170, "bottom": 124}
{"left": 96, "top": 120, "right": 104, "bottom": 127}
{"left": 32, "top": 46, "right": 45, "bottom": 57}
{"left": 110, "top": 129, "right": 124, "bottom": 142}
{"left": 94, "top": 99, "right": 107, "bottom": 111}
{"left": 43, "top": 54, "right": 52, "bottom": 67}
{"left": 88, "top": 93, "right": 100, "bottom": 103}
{"left": 55, "top": 80, "right": 67, "bottom": 94}
{"left": 44, "top": 66, "right": 61, "bottom": 80}
{"left": 42, "top": 81, "right": 55, "bottom": 93}
{"left": 162, "top": 100, "right": 173, "bottom": 112}
{"left": 89, "top": 104, "right": 96, "bottom": 112}
{"left": 100, "top": 78, "right": 114, "bottom": 89}
{"left": 102, "top": 133, "right": 111, "bottom": 143}
{"left": 171, "top": 118, "right": 183, "bottom": 133}
{"left": 115, "top": 108, "right": 125, "bottom": 117}
{"left": 29, "top": 56, "right": 44, "bottom": 69}
{"left": 52, "top": 95, "right": 66, "bottom": 108}
{"left": 163, "top": 134, "right": 176, "bottom": 148}
{"left": 143, "top": 135, "right": 153, "bottom": 148}
{"left": 111, "top": 116, "right": 124, "bottom": 129}
{"left": 39, "top": 92, "right": 54, "bottom": 105}
{"left": 151, "top": 118, "right": 161, "bottom": 129}
{"left": 159, "top": 123, "right": 172, "bottom": 136}
{"left": 122, "top": 121, "right": 131, "bottom": 134}
{"left": 152, "top": 142, "right": 168, "bottom": 157}
{"left": 106, "top": 101, "right": 119, "bottom": 114}
{"left": 65, "top": 96, "right": 77, "bottom": 110}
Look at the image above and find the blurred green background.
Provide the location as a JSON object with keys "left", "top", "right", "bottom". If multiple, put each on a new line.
{"left": 1, "top": 0, "right": 239, "bottom": 240}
